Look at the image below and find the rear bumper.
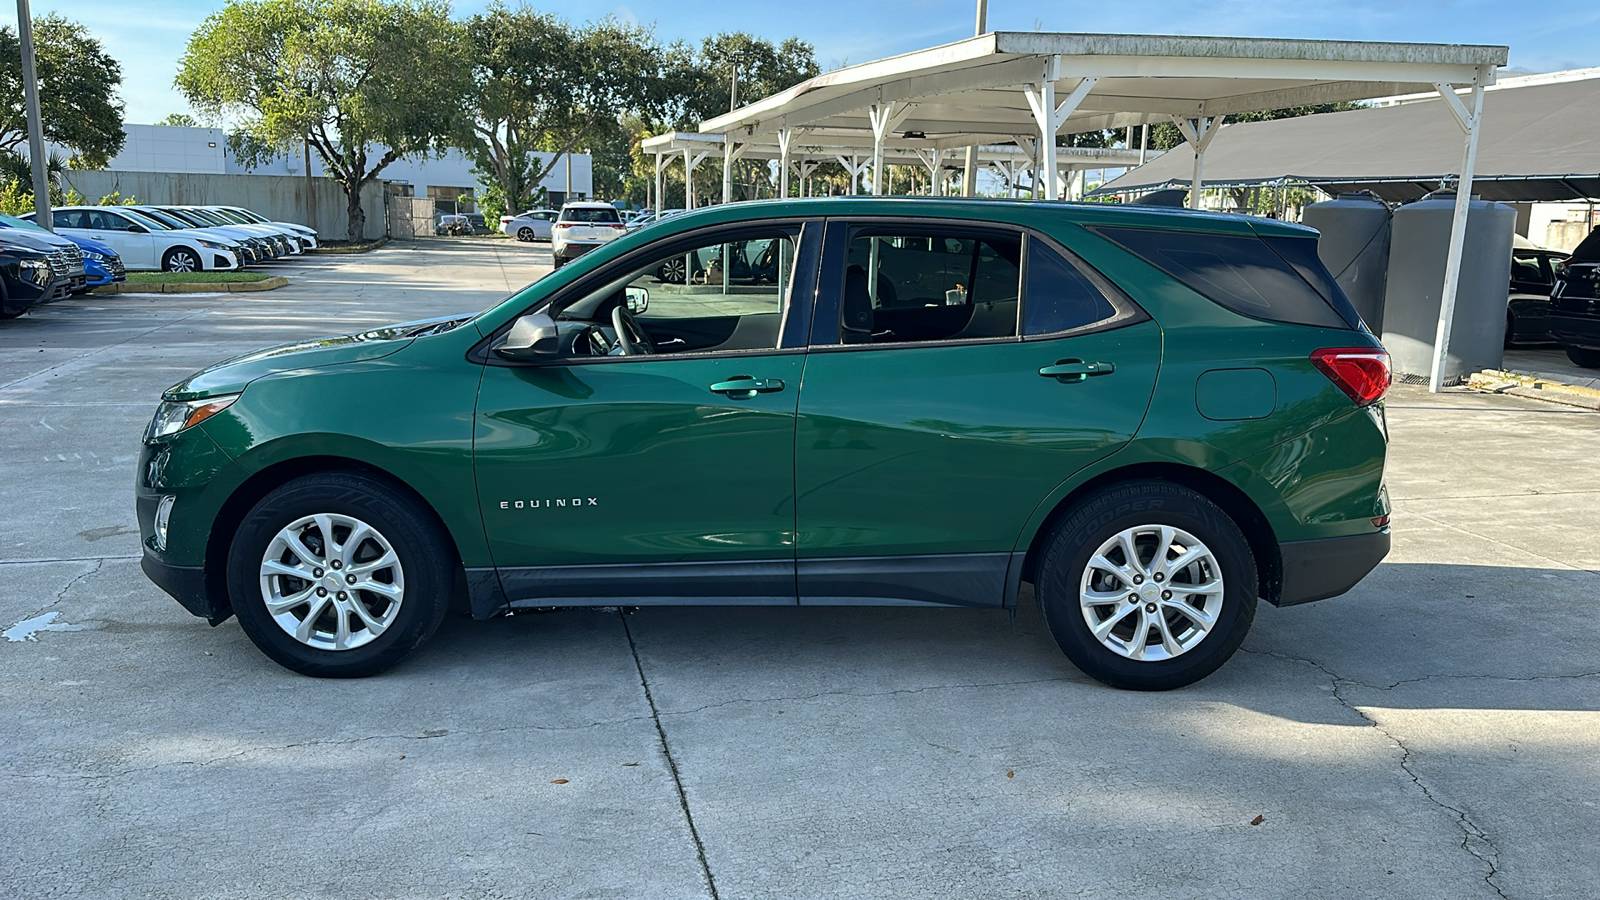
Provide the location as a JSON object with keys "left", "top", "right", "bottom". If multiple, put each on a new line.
{"left": 554, "top": 242, "right": 606, "bottom": 261}
{"left": 1550, "top": 311, "right": 1600, "bottom": 351}
{"left": 1273, "top": 530, "right": 1390, "bottom": 607}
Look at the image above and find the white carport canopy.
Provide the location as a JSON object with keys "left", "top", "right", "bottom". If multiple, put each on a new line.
{"left": 681, "top": 31, "right": 1509, "bottom": 391}
{"left": 640, "top": 131, "right": 1144, "bottom": 206}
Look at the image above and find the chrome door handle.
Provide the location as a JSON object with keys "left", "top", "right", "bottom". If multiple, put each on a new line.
{"left": 1039, "top": 359, "right": 1115, "bottom": 383}
{"left": 709, "top": 377, "right": 786, "bottom": 398}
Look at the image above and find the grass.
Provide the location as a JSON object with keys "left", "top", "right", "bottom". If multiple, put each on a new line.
{"left": 124, "top": 272, "right": 274, "bottom": 284}
{"left": 311, "top": 236, "right": 389, "bottom": 254}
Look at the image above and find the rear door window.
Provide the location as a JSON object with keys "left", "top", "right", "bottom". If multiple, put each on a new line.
{"left": 1023, "top": 240, "right": 1118, "bottom": 335}
{"left": 836, "top": 229, "right": 1021, "bottom": 344}
{"left": 1093, "top": 226, "right": 1352, "bottom": 329}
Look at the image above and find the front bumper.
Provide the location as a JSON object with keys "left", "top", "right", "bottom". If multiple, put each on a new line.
{"left": 141, "top": 550, "right": 228, "bottom": 624}
{"left": 1274, "top": 530, "right": 1391, "bottom": 606}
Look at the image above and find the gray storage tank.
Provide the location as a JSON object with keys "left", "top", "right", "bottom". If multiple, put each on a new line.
{"left": 1303, "top": 192, "right": 1391, "bottom": 332}
{"left": 1381, "top": 190, "right": 1515, "bottom": 382}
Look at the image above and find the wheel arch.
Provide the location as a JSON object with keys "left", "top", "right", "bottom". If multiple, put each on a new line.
{"left": 1017, "top": 462, "right": 1283, "bottom": 606}
{"left": 202, "top": 454, "right": 468, "bottom": 619}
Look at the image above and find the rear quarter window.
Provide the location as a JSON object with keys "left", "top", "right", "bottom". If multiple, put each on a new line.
{"left": 1092, "top": 226, "right": 1352, "bottom": 330}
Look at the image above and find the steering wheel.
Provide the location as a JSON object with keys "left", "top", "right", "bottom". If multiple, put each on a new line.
{"left": 611, "top": 304, "right": 656, "bottom": 356}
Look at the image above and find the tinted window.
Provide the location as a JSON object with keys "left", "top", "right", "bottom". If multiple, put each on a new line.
{"left": 1024, "top": 240, "right": 1116, "bottom": 335}
{"left": 1261, "top": 235, "right": 1364, "bottom": 329}
{"left": 1095, "top": 226, "right": 1350, "bottom": 329}
{"left": 839, "top": 230, "right": 1020, "bottom": 344}
{"left": 561, "top": 207, "right": 621, "bottom": 224}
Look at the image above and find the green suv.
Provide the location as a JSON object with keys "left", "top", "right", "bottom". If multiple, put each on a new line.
{"left": 137, "top": 198, "right": 1391, "bottom": 690}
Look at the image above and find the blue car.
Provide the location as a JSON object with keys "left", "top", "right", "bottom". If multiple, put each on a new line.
{"left": 0, "top": 211, "right": 125, "bottom": 294}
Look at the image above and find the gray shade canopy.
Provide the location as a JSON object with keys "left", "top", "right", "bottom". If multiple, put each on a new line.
{"left": 1093, "top": 72, "right": 1600, "bottom": 202}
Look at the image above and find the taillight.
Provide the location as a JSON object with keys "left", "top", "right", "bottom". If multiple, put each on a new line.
{"left": 1311, "top": 347, "right": 1390, "bottom": 406}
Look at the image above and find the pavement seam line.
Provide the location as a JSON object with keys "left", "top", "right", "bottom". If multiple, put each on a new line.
{"left": 1240, "top": 647, "right": 1511, "bottom": 900}
{"left": 621, "top": 612, "right": 721, "bottom": 900}
{"left": 1407, "top": 510, "right": 1599, "bottom": 576}
{"left": 658, "top": 677, "right": 1066, "bottom": 717}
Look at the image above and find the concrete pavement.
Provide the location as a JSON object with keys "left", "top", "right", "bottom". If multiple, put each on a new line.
{"left": 2, "top": 238, "right": 1596, "bottom": 899}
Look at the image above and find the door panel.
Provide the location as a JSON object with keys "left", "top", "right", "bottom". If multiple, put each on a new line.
{"left": 794, "top": 321, "right": 1162, "bottom": 566}
{"left": 474, "top": 354, "right": 803, "bottom": 579}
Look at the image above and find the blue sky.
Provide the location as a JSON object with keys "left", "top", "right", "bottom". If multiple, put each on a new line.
{"left": 18, "top": 0, "right": 1600, "bottom": 125}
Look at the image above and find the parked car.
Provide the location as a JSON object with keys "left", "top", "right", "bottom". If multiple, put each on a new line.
{"left": 551, "top": 201, "right": 624, "bottom": 267}
{"left": 626, "top": 208, "right": 685, "bottom": 231}
{"left": 0, "top": 235, "right": 68, "bottom": 316}
{"left": 154, "top": 206, "right": 294, "bottom": 257}
{"left": 210, "top": 205, "right": 318, "bottom": 250}
{"left": 0, "top": 211, "right": 90, "bottom": 294}
{"left": 1505, "top": 239, "right": 1567, "bottom": 345}
{"left": 500, "top": 209, "right": 557, "bottom": 242}
{"left": 435, "top": 213, "right": 473, "bottom": 236}
{"left": 136, "top": 197, "right": 1391, "bottom": 689}
{"left": 128, "top": 206, "right": 273, "bottom": 265}
{"left": 35, "top": 207, "right": 242, "bottom": 272}
{"left": 1549, "top": 227, "right": 1600, "bottom": 367}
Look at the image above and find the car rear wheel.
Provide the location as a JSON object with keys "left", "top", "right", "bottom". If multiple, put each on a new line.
{"left": 1566, "top": 346, "right": 1600, "bottom": 368}
{"left": 162, "top": 247, "right": 200, "bottom": 272}
{"left": 1036, "top": 481, "right": 1257, "bottom": 690}
{"left": 226, "top": 473, "right": 454, "bottom": 677}
{"left": 517, "top": 227, "right": 534, "bottom": 242}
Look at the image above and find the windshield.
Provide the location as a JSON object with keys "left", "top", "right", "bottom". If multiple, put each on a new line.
{"left": 228, "top": 208, "right": 269, "bottom": 224}
{"left": 181, "top": 208, "right": 230, "bottom": 226}
{"left": 117, "top": 209, "right": 174, "bottom": 231}
{"left": 0, "top": 211, "right": 51, "bottom": 233}
{"left": 206, "top": 208, "right": 249, "bottom": 224}
{"left": 156, "top": 208, "right": 208, "bottom": 227}
{"left": 134, "top": 208, "right": 191, "bottom": 230}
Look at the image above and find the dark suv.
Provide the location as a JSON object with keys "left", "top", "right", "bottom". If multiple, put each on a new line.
{"left": 137, "top": 198, "right": 1392, "bottom": 690}
{"left": 1549, "top": 228, "right": 1600, "bottom": 367}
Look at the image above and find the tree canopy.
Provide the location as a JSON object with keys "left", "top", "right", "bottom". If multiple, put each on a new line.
{"left": 177, "top": 0, "right": 469, "bottom": 240}
{"left": 0, "top": 15, "right": 125, "bottom": 168}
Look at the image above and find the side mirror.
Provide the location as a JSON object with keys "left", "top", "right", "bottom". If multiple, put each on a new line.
{"left": 493, "top": 312, "right": 561, "bottom": 360}
{"left": 625, "top": 286, "right": 649, "bottom": 314}
{"left": 126, "top": 223, "right": 148, "bottom": 234}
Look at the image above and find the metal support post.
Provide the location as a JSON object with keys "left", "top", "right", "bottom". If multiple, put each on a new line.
{"left": 963, "top": 146, "right": 978, "bottom": 196}
{"left": 722, "top": 139, "right": 734, "bottom": 205}
{"left": 1172, "top": 115, "right": 1223, "bottom": 210}
{"left": 17, "top": 0, "right": 51, "bottom": 230}
{"left": 1428, "top": 70, "right": 1490, "bottom": 393}
{"left": 868, "top": 101, "right": 900, "bottom": 196}
{"left": 653, "top": 152, "right": 666, "bottom": 214}
{"left": 1024, "top": 63, "right": 1098, "bottom": 202}
{"left": 776, "top": 129, "right": 793, "bottom": 199}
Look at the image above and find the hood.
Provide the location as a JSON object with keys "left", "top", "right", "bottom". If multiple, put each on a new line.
{"left": 163, "top": 314, "right": 474, "bottom": 401}
{"left": 64, "top": 233, "right": 117, "bottom": 256}
{"left": 0, "top": 229, "right": 62, "bottom": 253}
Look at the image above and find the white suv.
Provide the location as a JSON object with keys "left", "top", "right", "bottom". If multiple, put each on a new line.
{"left": 551, "top": 202, "right": 624, "bottom": 268}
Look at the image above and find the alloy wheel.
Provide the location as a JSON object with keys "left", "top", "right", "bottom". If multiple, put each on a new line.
{"left": 258, "top": 513, "right": 405, "bottom": 651}
{"left": 1079, "top": 524, "right": 1225, "bottom": 662}
{"left": 166, "top": 251, "right": 198, "bottom": 272}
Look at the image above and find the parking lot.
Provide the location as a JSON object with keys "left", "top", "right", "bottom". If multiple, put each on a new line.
{"left": 2, "top": 238, "right": 1597, "bottom": 899}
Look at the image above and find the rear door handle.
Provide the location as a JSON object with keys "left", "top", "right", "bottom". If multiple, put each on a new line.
{"left": 1039, "top": 359, "right": 1115, "bottom": 383}
{"left": 709, "top": 376, "right": 786, "bottom": 398}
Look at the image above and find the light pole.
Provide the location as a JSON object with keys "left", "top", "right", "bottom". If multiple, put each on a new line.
{"left": 16, "top": 0, "right": 52, "bottom": 230}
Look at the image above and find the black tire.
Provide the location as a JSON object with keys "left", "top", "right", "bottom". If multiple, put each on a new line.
{"left": 226, "top": 472, "right": 455, "bottom": 677}
{"left": 162, "top": 246, "right": 202, "bottom": 273}
{"left": 1565, "top": 345, "right": 1600, "bottom": 368}
{"left": 1036, "top": 481, "right": 1257, "bottom": 691}
{"left": 518, "top": 227, "right": 534, "bottom": 242}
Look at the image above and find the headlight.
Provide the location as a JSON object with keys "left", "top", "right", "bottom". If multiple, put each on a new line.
{"left": 197, "top": 239, "right": 229, "bottom": 250}
{"left": 20, "top": 258, "right": 51, "bottom": 285}
{"left": 146, "top": 394, "right": 239, "bottom": 441}
{"left": 83, "top": 250, "right": 108, "bottom": 262}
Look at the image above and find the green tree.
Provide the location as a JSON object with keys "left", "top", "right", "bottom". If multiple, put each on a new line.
{"left": 0, "top": 15, "right": 126, "bottom": 168}
{"left": 158, "top": 113, "right": 199, "bottom": 127}
{"left": 668, "top": 33, "right": 819, "bottom": 127}
{"left": 177, "top": 0, "right": 469, "bottom": 240}
{"left": 459, "top": 7, "right": 666, "bottom": 212}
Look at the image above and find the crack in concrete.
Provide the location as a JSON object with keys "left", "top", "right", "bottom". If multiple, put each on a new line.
{"left": 657, "top": 677, "right": 1065, "bottom": 718}
{"left": 1241, "top": 647, "right": 1510, "bottom": 899}
{"left": 621, "top": 612, "right": 720, "bottom": 900}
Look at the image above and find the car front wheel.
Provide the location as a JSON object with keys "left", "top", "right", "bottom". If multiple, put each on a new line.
{"left": 226, "top": 473, "right": 454, "bottom": 677}
{"left": 517, "top": 227, "right": 534, "bottom": 242}
{"left": 1036, "top": 481, "right": 1257, "bottom": 690}
{"left": 162, "top": 247, "right": 201, "bottom": 272}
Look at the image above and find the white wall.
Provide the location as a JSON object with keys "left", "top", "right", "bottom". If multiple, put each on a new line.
{"left": 102, "top": 125, "right": 593, "bottom": 198}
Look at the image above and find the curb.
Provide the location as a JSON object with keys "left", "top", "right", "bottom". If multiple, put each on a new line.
{"left": 309, "top": 237, "right": 389, "bottom": 254}
{"left": 93, "top": 276, "right": 289, "bottom": 295}
{"left": 1467, "top": 369, "right": 1600, "bottom": 411}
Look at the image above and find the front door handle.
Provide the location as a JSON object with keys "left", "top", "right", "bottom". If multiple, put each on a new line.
{"left": 709, "top": 376, "right": 786, "bottom": 398}
{"left": 1039, "top": 359, "right": 1115, "bottom": 383}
